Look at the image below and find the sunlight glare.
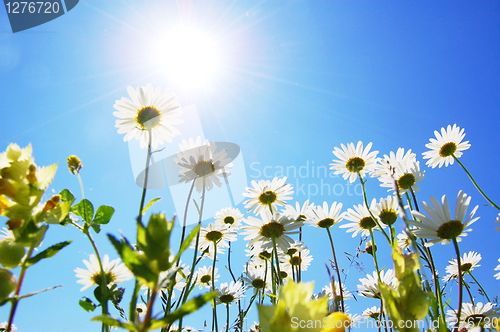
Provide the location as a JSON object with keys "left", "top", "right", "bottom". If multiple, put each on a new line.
{"left": 152, "top": 26, "right": 220, "bottom": 88}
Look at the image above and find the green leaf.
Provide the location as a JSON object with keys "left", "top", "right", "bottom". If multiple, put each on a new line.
{"left": 91, "top": 224, "right": 101, "bottom": 234}
{"left": 91, "top": 315, "right": 137, "bottom": 331}
{"left": 141, "top": 197, "right": 161, "bottom": 215}
{"left": 93, "top": 205, "right": 115, "bottom": 225}
{"left": 79, "top": 297, "right": 96, "bottom": 312}
{"left": 43, "top": 201, "right": 72, "bottom": 224}
{"left": 71, "top": 199, "right": 94, "bottom": 223}
{"left": 108, "top": 234, "right": 158, "bottom": 289}
{"left": 59, "top": 189, "right": 75, "bottom": 204}
{"left": 25, "top": 241, "right": 72, "bottom": 267}
{"left": 148, "top": 292, "right": 217, "bottom": 329}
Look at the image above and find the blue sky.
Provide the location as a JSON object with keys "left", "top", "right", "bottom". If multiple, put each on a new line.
{"left": 1, "top": 1, "right": 500, "bottom": 331}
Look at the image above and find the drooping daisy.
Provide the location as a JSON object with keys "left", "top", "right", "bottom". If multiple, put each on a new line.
{"left": 357, "top": 269, "right": 397, "bottom": 298}
{"left": 308, "top": 201, "right": 343, "bottom": 229}
{"left": 321, "top": 281, "right": 352, "bottom": 301}
{"left": 330, "top": 141, "right": 379, "bottom": 183}
{"left": 372, "top": 195, "right": 400, "bottom": 226}
{"left": 243, "top": 177, "right": 293, "bottom": 215}
{"left": 194, "top": 266, "right": 219, "bottom": 289}
{"left": 410, "top": 191, "right": 479, "bottom": 246}
{"left": 340, "top": 201, "right": 383, "bottom": 238}
{"left": 214, "top": 207, "right": 244, "bottom": 229}
{"left": 446, "top": 302, "right": 500, "bottom": 329}
{"left": 443, "top": 251, "right": 482, "bottom": 282}
{"left": 375, "top": 148, "right": 425, "bottom": 194}
{"left": 215, "top": 281, "right": 246, "bottom": 305}
{"left": 135, "top": 303, "right": 147, "bottom": 318}
{"left": 494, "top": 258, "right": 500, "bottom": 280}
{"left": 362, "top": 306, "right": 381, "bottom": 320}
{"left": 196, "top": 223, "right": 237, "bottom": 259}
{"left": 74, "top": 254, "right": 133, "bottom": 291}
{"left": 422, "top": 124, "right": 471, "bottom": 168}
{"left": 241, "top": 210, "right": 303, "bottom": 252}
{"left": 283, "top": 200, "right": 315, "bottom": 223}
{"left": 175, "top": 142, "right": 233, "bottom": 192}
{"left": 113, "top": 83, "right": 182, "bottom": 149}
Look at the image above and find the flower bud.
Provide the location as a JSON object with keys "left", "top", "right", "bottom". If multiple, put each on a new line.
{"left": 0, "top": 239, "right": 26, "bottom": 269}
{"left": 0, "top": 268, "right": 16, "bottom": 301}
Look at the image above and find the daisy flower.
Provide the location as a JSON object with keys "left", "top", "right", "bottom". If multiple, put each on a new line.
{"left": 375, "top": 148, "right": 425, "bottom": 194}
{"left": 113, "top": 83, "right": 182, "bottom": 149}
{"left": 214, "top": 207, "right": 244, "bottom": 229}
{"left": 410, "top": 191, "right": 479, "bottom": 246}
{"left": 422, "top": 124, "right": 471, "bottom": 168}
{"left": 494, "top": 258, "right": 500, "bottom": 280}
{"left": 357, "top": 269, "right": 397, "bottom": 298}
{"left": 396, "top": 231, "right": 412, "bottom": 250}
{"left": 194, "top": 266, "right": 219, "bottom": 289}
{"left": 321, "top": 281, "right": 352, "bottom": 301}
{"left": 196, "top": 223, "right": 237, "bottom": 259}
{"left": 245, "top": 242, "right": 273, "bottom": 264}
{"left": 443, "top": 251, "right": 482, "bottom": 282}
{"left": 340, "top": 201, "right": 383, "bottom": 238}
{"left": 280, "top": 242, "right": 313, "bottom": 272}
{"left": 242, "top": 264, "right": 269, "bottom": 291}
{"left": 216, "top": 281, "right": 246, "bottom": 305}
{"left": 0, "top": 322, "right": 17, "bottom": 331}
{"left": 135, "top": 303, "right": 147, "bottom": 318}
{"left": 249, "top": 322, "right": 260, "bottom": 332}
{"left": 74, "top": 254, "right": 133, "bottom": 291}
{"left": 241, "top": 210, "right": 303, "bottom": 252}
{"left": 330, "top": 141, "right": 379, "bottom": 183}
{"left": 0, "top": 228, "right": 14, "bottom": 240}
{"left": 139, "top": 257, "right": 189, "bottom": 295}
{"left": 243, "top": 177, "right": 293, "bottom": 215}
{"left": 175, "top": 142, "right": 233, "bottom": 192}
{"left": 283, "top": 200, "right": 315, "bottom": 223}
{"left": 362, "top": 306, "right": 381, "bottom": 320}
{"left": 446, "top": 302, "right": 500, "bottom": 329}
{"left": 495, "top": 213, "right": 500, "bottom": 231}
{"left": 308, "top": 201, "right": 343, "bottom": 229}
{"left": 372, "top": 195, "right": 400, "bottom": 226}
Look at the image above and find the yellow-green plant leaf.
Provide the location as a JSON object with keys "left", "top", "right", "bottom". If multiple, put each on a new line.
{"left": 141, "top": 197, "right": 161, "bottom": 215}
{"left": 25, "top": 241, "right": 72, "bottom": 267}
{"left": 34, "top": 164, "right": 57, "bottom": 190}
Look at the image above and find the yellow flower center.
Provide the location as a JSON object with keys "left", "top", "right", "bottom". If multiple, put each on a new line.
{"left": 223, "top": 216, "right": 235, "bottom": 225}
{"left": 205, "top": 230, "right": 223, "bottom": 243}
{"left": 136, "top": 106, "right": 161, "bottom": 130}
{"left": 260, "top": 222, "right": 285, "bottom": 239}
{"left": 346, "top": 157, "right": 365, "bottom": 173}
{"left": 193, "top": 160, "right": 215, "bottom": 177}
{"left": 251, "top": 279, "right": 265, "bottom": 289}
{"left": 436, "top": 220, "right": 464, "bottom": 239}
{"left": 200, "top": 275, "right": 212, "bottom": 284}
{"left": 359, "top": 216, "right": 376, "bottom": 230}
{"left": 258, "top": 191, "right": 277, "bottom": 205}
{"left": 91, "top": 272, "right": 115, "bottom": 286}
{"left": 439, "top": 142, "right": 457, "bottom": 157}
{"left": 219, "top": 294, "right": 235, "bottom": 304}
{"left": 318, "top": 217, "right": 335, "bottom": 228}
{"left": 398, "top": 173, "right": 416, "bottom": 190}
{"left": 379, "top": 209, "right": 397, "bottom": 226}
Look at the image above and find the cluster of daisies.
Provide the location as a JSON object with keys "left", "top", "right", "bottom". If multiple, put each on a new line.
{"left": 82, "top": 84, "right": 500, "bottom": 330}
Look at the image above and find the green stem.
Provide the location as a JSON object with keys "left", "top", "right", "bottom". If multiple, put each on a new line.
{"left": 6, "top": 241, "right": 36, "bottom": 332}
{"left": 226, "top": 303, "right": 230, "bottom": 332}
{"left": 452, "top": 238, "right": 463, "bottom": 331}
{"left": 469, "top": 272, "right": 491, "bottom": 302}
{"left": 271, "top": 236, "right": 282, "bottom": 287}
{"left": 137, "top": 130, "right": 153, "bottom": 223}
{"left": 326, "top": 227, "right": 344, "bottom": 312}
{"left": 212, "top": 242, "right": 219, "bottom": 332}
{"left": 453, "top": 155, "right": 500, "bottom": 210}
{"left": 358, "top": 174, "right": 391, "bottom": 244}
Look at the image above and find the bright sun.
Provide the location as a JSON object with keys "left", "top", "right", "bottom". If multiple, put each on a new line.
{"left": 152, "top": 26, "right": 220, "bottom": 88}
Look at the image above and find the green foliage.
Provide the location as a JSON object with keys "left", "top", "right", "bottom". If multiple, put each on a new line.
{"left": 379, "top": 246, "right": 430, "bottom": 332}
{"left": 79, "top": 297, "right": 97, "bottom": 312}
{"left": 25, "top": 241, "right": 71, "bottom": 267}
{"left": 258, "top": 281, "right": 328, "bottom": 332}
